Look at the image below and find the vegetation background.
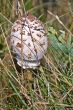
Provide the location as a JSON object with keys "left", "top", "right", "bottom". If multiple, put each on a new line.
{"left": 0, "top": 0, "right": 73, "bottom": 110}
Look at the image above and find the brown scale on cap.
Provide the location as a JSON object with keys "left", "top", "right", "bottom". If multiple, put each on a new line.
{"left": 37, "top": 33, "right": 42, "bottom": 38}
{"left": 16, "top": 42, "right": 23, "bottom": 48}
{"left": 20, "top": 31, "right": 25, "bottom": 35}
{"left": 20, "top": 17, "right": 25, "bottom": 22}
{"left": 34, "top": 48, "right": 37, "bottom": 53}
{"left": 27, "top": 13, "right": 36, "bottom": 22}
{"left": 17, "top": 27, "right": 21, "bottom": 31}
{"left": 32, "top": 38, "right": 37, "bottom": 42}
{"left": 28, "top": 43, "right": 31, "bottom": 47}
{"left": 28, "top": 53, "right": 32, "bottom": 59}
{"left": 16, "top": 20, "right": 21, "bottom": 24}
{"left": 12, "top": 28, "right": 16, "bottom": 32}
{"left": 37, "top": 20, "right": 43, "bottom": 27}
{"left": 28, "top": 33, "right": 31, "bottom": 36}
{"left": 40, "top": 42, "right": 45, "bottom": 47}
{"left": 34, "top": 21, "right": 38, "bottom": 24}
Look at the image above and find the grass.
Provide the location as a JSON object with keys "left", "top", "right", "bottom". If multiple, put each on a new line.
{"left": 0, "top": 0, "right": 73, "bottom": 110}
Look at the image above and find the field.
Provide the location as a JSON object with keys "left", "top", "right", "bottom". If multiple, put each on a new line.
{"left": 0, "top": 0, "right": 73, "bottom": 110}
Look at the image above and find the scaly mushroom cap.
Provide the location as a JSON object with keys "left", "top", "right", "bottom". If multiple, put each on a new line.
{"left": 10, "top": 13, "right": 48, "bottom": 69}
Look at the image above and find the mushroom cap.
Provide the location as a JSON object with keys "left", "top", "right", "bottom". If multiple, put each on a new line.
{"left": 10, "top": 13, "right": 48, "bottom": 69}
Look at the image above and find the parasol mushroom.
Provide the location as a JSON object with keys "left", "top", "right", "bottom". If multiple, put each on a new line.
{"left": 10, "top": 13, "right": 48, "bottom": 69}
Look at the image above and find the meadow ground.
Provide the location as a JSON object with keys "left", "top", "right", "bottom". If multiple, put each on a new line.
{"left": 0, "top": 0, "right": 73, "bottom": 110}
